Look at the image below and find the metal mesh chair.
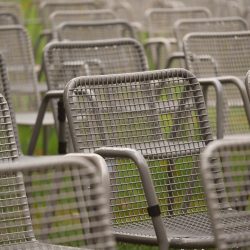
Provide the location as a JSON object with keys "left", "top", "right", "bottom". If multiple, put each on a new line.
{"left": 200, "top": 137, "right": 250, "bottom": 250}
{"left": 0, "top": 150, "right": 115, "bottom": 249}
{"left": 166, "top": 16, "right": 248, "bottom": 68}
{"left": 35, "top": 0, "right": 97, "bottom": 61}
{"left": 56, "top": 20, "right": 136, "bottom": 41}
{"left": 28, "top": 38, "right": 147, "bottom": 155}
{"left": 0, "top": 92, "right": 19, "bottom": 162}
{"left": 0, "top": 92, "right": 115, "bottom": 249}
{"left": 0, "top": 25, "right": 54, "bottom": 154}
{"left": 0, "top": 11, "right": 20, "bottom": 25}
{"left": 144, "top": 7, "right": 211, "bottom": 69}
{"left": 39, "top": 0, "right": 97, "bottom": 30}
{"left": 64, "top": 68, "right": 217, "bottom": 249}
{"left": 50, "top": 9, "right": 117, "bottom": 32}
{"left": 0, "top": 2, "right": 24, "bottom": 25}
{"left": 183, "top": 31, "right": 250, "bottom": 138}
{"left": 174, "top": 17, "right": 248, "bottom": 51}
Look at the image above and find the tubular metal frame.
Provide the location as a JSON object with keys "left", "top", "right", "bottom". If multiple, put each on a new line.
{"left": 201, "top": 137, "right": 250, "bottom": 250}
{"left": 28, "top": 38, "right": 147, "bottom": 155}
{"left": 64, "top": 68, "right": 219, "bottom": 249}
{"left": 183, "top": 30, "right": 250, "bottom": 139}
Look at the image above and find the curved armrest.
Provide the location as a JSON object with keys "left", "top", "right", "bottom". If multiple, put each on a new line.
{"left": 95, "top": 146, "right": 169, "bottom": 249}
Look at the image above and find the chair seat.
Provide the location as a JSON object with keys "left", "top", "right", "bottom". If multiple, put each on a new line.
{"left": 7, "top": 241, "right": 83, "bottom": 250}
{"left": 16, "top": 112, "right": 54, "bottom": 126}
{"left": 114, "top": 212, "right": 214, "bottom": 247}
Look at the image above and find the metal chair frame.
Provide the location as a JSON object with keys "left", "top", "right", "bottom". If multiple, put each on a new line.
{"left": 34, "top": 0, "right": 97, "bottom": 62}
{"left": 200, "top": 137, "right": 250, "bottom": 250}
{"left": 166, "top": 16, "right": 248, "bottom": 68}
{"left": 0, "top": 92, "right": 115, "bottom": 249}
{"left": 28, "top": 38, "right": 147, "bottom": 155}
{"left": 183, "top": 31, "right": 250, "bottom": 139}
{"left": 144, "top": 7, "right": 211, "bottom": 69}
{"left": 64, "top": 68, "right": 219, "bottom": 249}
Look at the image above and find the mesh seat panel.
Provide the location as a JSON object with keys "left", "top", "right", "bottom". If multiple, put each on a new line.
{"left": 64, "top": 68, "right": 216, "bottom": 247}
{"left": 201, "top": 137, "right": 250, "bottom": 250}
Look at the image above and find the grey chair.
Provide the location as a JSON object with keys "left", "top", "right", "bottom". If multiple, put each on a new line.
{"left": 0, "top": 92, "right": 116, "bottom": 249}
{"left": 28, "top": 38, "right": 147, "bottom": 155}
{"left": 183, "top": 31, "right": 250, "bottom": 139}
{"left": 0, "top": 2, "right": 24, "bottom": 25}
{"left": 144, "top": 7, "right": 211, "bottom": 69}
{"left": 64, "top": 68, "right": 219, "bottom": 249}
{"left": 50, "top": 9, "right": 117, "bottom": 33}
{"left": 0, "top": 156, "right": 115, "bottom": 249}
{"left": 0, "top": 53, "right": 21, "bottom": 152}
{"left": 167, "top": 17, "right": 248, "bottom": 68}
{"left": 200, "top": 137, "right": 250, "bottom": 250}
{"left": 0, "top": 25, "right": 54, "bottom": 154}
{"left": 0, "top": 11, "right": 20, "bottom": 25}
{"left": 35, "top": 0, "right": 97, "bottom": 61}
{"left": 56, "top": 20, "right": 136, "bottom": 41}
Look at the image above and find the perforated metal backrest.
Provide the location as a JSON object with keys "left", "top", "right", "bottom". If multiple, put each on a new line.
{"left": 145, "top": 7, "right": 211, "bottom": 38}
{"left": 184, "top": 31, "right": 250, "bottom": 82}
{"left": 201, "top": 138, "right": 250, "bottom": 250}
{"left": 183, "top": 31, "right": 250, "bottom": 136}
{"left": 0, "top": 93, "right": 19, "bottom": 162}
{"left": 44, "top": 38, "right": 148, "bottom": 92}
{"left": 0, "top": 54, "right": 20, "bottom": 151}
{"left": 0, "top": 169, "right": 35, "bottom": 245}
{"left": 40, "top": 0, "right": 97, "bottom": 29}
{"left": 0, "top": 2, "right": 23, "bottom": 24}
{"left": 50, "top": 9, "right": 117, "bottom": 31}
{"left": 64, "top": 69, "right": 213, "bottom": 226}
{"left": 56, "top": 20, "right": 135, "bottom": 41}
{"left": 0, "top": 25, "right": 40, "bottom": 112}
{"left": 177, "top": 0, "right": 216, "bottom": 13}
{"left": 174, "top": 17, "right": 248, "bottom": 50}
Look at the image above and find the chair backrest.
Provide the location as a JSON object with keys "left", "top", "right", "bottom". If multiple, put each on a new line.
{"left": 0, "top": 25, "right": 40, "bottom": 112}
{"left": 177, "top": 0, "right": 216, "bottom": 14}
{"left": 145, "top": 7, "right": 211, "bottom": 38}
{"left": 183, "top": 31, "right": 250, "bottom": 80}
{"left": 39, "top": 0, "right": 97, "bottom": 29}
{"left": 64, "top": 68, "right": 213, "bottom": 227}
{"left": 0, "top": 153, "right": 116, "bottom": 249}
{"left": 183, "top": 31, "right": 250, "bottom": 137}
{"left": 0, "top": 2, "right": 24, "bottom": 25}
{"left": 0, "top": 93, "right": 19, "bottom": 162}
{"left": 56, "top": 20, "right": 135, "bottom": 41}
{"left": 0, "top": 54, "right": 20, "bottom": 151}
{"left": 0, "top": 11, "right": 20, "bottom": 25}
{"left": 44, "top": 38, "right": 148, "bottom": 91}
{"left": 201, "top": 137, "right": 250, "bottom": 250}
{"left": 174, "top": 17, "right": 248, "bottom": 50}
{"left": 50, "top": 9, "right": 117, "bottom": 31}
